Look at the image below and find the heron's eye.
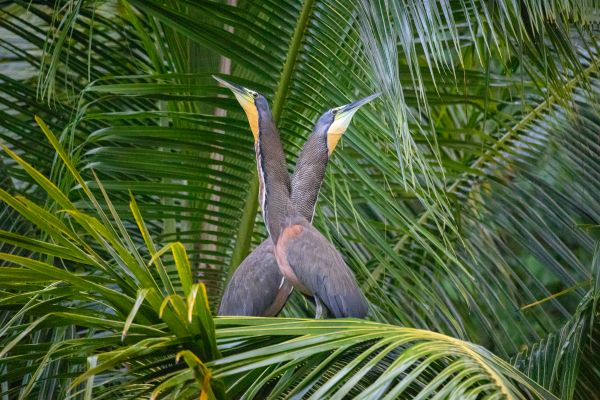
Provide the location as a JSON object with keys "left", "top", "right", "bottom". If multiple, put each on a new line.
{"left": 332, "top": 108, "right": 338, "bottom": 115}
{"left": 252, "top": 92, "right": 259, "bottom": 99}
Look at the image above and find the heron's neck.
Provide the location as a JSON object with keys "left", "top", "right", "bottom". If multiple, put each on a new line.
{"left": 291, "top": 130, "right": 329, "bottom": 222}
{"left": 256, "top": 113, "right": 291, "bottom": 243}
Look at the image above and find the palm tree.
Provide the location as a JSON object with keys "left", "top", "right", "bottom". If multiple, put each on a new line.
{"left": 1, "top": 0, "right": 599, "bottom": 398}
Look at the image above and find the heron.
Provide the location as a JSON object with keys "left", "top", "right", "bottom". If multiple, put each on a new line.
{"left": 214, "top": 75, "right": 291, "bottom": 317}
{"left": 214, "top": 75, "right": 376, "bottom": 318}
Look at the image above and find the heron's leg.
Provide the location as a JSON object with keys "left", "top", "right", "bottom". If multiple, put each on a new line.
{"left": 314, "top": 297, "right": 328, "bottom": 319}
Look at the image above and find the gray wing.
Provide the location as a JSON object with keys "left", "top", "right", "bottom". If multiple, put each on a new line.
{"left": 218, "top": 240, "right": 290, "bottom": 316}
{"left": 284, "top": 222, "right": 368, "bottom": 318}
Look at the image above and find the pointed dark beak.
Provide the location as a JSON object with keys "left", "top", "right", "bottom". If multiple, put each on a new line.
{"left": 337, "top": 93, "right": 380, "bottom": 116}
{"left": 213, "top": 75, "right": 252, "bottom": 97}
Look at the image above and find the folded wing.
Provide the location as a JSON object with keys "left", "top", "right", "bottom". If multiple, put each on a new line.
{"left": 277, "top": 220, "right": 368, "bottom": 318}
{"left": 219, "top": 240, "right": 291, "bottom": 316}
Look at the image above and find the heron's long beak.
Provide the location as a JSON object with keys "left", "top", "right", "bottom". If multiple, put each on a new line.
{"left": 327, "top": 92, "right": 380, "bottom": 154}
{"left": 338, "top": 92, "right": 381, "bottom": 115}
{"left": 213, "top": 75, "right": 259, "bottom": 141}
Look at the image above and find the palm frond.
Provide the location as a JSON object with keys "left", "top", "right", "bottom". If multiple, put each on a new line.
{"left": 512, "top": 245, "right": 600, "bottom": 400}
{"left": 212, "top": 318, "right": 557, "bottom": 400}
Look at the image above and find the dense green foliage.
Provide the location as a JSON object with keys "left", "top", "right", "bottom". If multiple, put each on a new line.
{"left": 1, "top": 0, "right": 599, "bottom": 398}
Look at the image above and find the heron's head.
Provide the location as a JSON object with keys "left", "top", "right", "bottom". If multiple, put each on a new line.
{"left": 213, "top": 75, "right": 269, "bottom": 143}
{"left": 314, "top": 93, "right": 380, "bottom": 155}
